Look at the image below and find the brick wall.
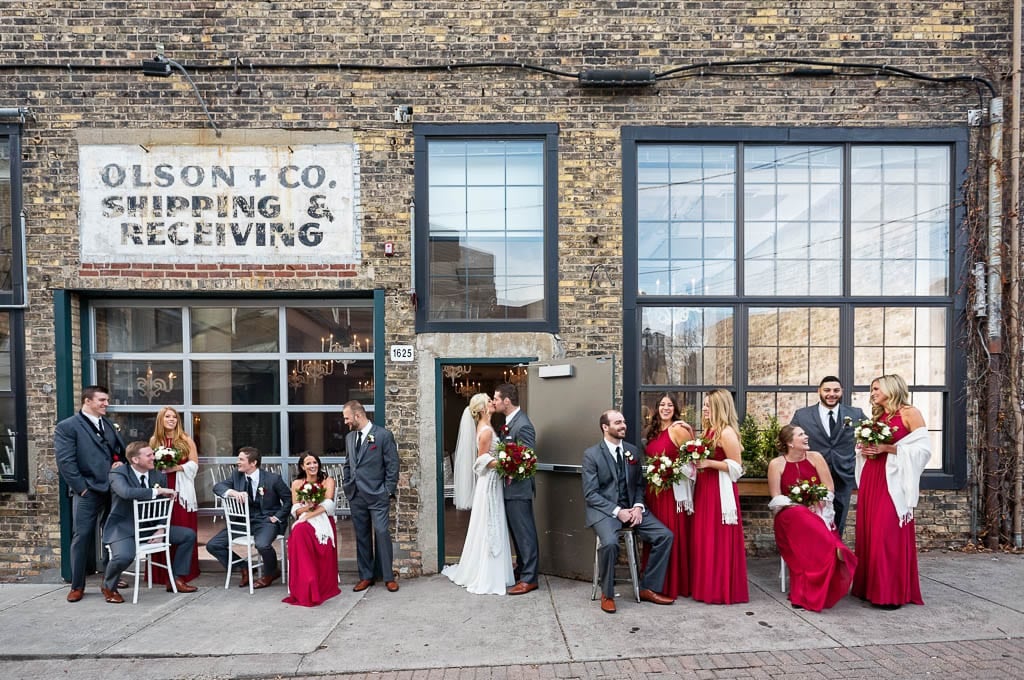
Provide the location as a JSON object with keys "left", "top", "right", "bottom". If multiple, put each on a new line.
{"left": 0, "top": 1, "right": 1010, "bottom": 577}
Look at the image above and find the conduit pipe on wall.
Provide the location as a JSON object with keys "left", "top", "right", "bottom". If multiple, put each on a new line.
{"left": 986, "top": 96, "right": 1004, "bottom": 550}
{"left": 1011, "top": 0, "right": 1023, "bottom": 550}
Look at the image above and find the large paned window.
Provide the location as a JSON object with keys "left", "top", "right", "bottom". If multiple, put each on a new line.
{"left": 90, "top": 299, "right": 377, "bottom": 509}
{"left": 624, "top": 128, "right": 965, "bottom": 487}
{"left": 0, "top": 128, "right": 27, "bottom": 492}
{"left": 414, "top": 124, "right": 558, "bottom": 332}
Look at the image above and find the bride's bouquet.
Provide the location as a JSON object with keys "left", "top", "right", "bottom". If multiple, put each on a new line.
{"left": 495, "top": 441, "right": 538, "bottom": 481}
{"left": 787, "top": 476, "right": 829, "bottom": 507}
{"left": 679, "top": 437, "right": 712, "bottom": 464}
{"left": 153, "top": 446, "right": 185, "bottom": 470}
{"left": 643, "top": 454, "right": 685, "bottom": 494}
{"left": 853, "top": 418, "right": 898, "bottom": 445}
{"left": 296, "top": 481, "right": 327, "bottom": 504}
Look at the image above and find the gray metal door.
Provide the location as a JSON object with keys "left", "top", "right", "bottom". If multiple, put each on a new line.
{"left": 527, "top": 356, "right": 615, "bottom": 580}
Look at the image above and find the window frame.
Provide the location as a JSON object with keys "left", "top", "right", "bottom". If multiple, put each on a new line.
{"left": 622, "top": 126, "right": 967, "bottom": 490}
{"left": 413, "top": 123, "right": 559, "bottom": 333}
{"left": 0, "top": 126, "right": 27, "bottom": 492}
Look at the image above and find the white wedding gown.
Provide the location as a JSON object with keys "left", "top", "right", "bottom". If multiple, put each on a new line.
{"left": 442, "top": 426, "right": 515, "bottom": 595}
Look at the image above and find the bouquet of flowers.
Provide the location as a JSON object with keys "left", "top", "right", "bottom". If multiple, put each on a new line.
{"left": 153, "top": 446, "right": 185, "bottom": 470}
{"left": 643, "top": 454, "right": 686, "bottom": 493}
{"left": 679, "top": 437, "right": 712, "bottom": 464}
{"left": 494, "top": 441, "right": 538, "bottom": 481}
{"left": 296, "top": 481, "right": 327, "bottom": 504}
{"left": 787, "top": 476, "right": 830, "bottom": 507}
{"left": 853, "top": 418, "right": 898, "bottom": 445}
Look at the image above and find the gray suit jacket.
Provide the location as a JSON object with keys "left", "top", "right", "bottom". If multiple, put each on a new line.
{"left": 342, "top": 423, "right": 399, "bottom": 502}
{"left": 103, "top": 464, "right": 168, "bottom": 544}
{"left": 582, "top": 440, "right": 644, "bottom": 528}
{"left": 54, "top": 412, "right": 127, "bottom": 495}
{"left": 790, "top": 403, "right": 866, "bottom": 486}
{"left": 501, "top": 409, "right": 537, "bottom": 500}
{"left": 213, "top": 468, "right": 292, "bottom": 531}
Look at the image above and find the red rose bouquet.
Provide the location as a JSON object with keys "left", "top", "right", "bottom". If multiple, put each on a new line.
{"left": 296, "top": 481, "right": 327, "bottom": 504}
{"left": 494, "top": 441, "right": 538, "bottom": 481}
{"left": 787, "top": 476, "right": 829, "bottom": 507}
{"left": 679, "top": 437, "right": 712, "bottom": 464}
{"left": 643, "top": 454, "right": 685, "bottom": 494}
{"left": 853, "top": 418, "right": 897, "bottom": 445}
{"left": 153, "top": 446, "right": 185, "bottom": 470}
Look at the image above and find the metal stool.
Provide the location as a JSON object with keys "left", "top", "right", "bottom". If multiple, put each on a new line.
{"left": 591, "top": 527, "right": 641, "bottom": 603}
{"left": 780, "top": 556, "right": 788, "bottom": 592}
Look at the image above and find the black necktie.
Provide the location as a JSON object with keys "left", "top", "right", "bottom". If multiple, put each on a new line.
{"left": 244, "top": 475, "right": 254, "bottom": 501}
{"left": 355, "top": 432, "right": 363, "bottom": 452}
{"left": 616, "top": 446, "right": 629, "bottom": 506}
{"left": 139, "top": 474, "right": 147, "bottom": 488}
{"left": 828, "top": 410, "right": 836, "bottom": 437}
{"left": 98, "top": 419, "right": 104, "bottom": 435}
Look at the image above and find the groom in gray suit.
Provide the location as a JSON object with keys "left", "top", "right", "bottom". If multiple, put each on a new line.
{"left": 790, "top": 375, "right": 866, "bottom": 537}
{"left": 343, "top": 400, "right": 400, "bottom": 593}
{"left": 100, "top": 441, "right": 198, "bottom": 603}
{"left": 54, "top": 385, "right": 126, "bottom": 602}
{"left": 583, "top": 409, "right": 674, "bottom": 613}
{"left": 493, "top": 383, "right": 540, "bottom": 595}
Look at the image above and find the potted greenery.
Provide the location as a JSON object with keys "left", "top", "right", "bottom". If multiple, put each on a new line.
{"left": 737, "top": 414, "right": 780, "bottom": 495}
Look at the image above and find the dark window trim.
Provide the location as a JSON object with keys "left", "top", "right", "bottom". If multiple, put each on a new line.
{"left": 622, "top": 126, "right": 968, "bottom": 490}
{"left": 413, "top": 123, "right": 559, "bottom": 333}
{"left": 0, "top": 127, "right": 27, "bottom": 491}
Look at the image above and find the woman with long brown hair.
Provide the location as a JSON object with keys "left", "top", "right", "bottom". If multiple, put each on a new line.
{"left": 148, "top": 406, "right": 201, "bottom": 583}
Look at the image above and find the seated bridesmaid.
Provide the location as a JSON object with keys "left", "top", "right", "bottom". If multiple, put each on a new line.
{"left": 282, "top": 452, "right": 341, "bottom": 607}
{"left": 768, "top": 425, "right": 857, "bottom": 612}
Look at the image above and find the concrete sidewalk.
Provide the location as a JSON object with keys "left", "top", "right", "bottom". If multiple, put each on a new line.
{"left": 0, "top": 553, "right": 1021, "bottom": 679}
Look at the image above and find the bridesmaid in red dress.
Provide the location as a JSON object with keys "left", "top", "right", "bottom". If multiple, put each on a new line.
{"left": 768, "top": 425, "right": 857, "bottom": 611}
{"left": 690, "top": 389, "right": 749, "bottom": 604}
{"left": 283, "top": 452, "right": 341, "bottom": 607}
{"left": 148, "top": 406, "right": 200, "bottom": 584}
{"left": 641, "top": 393, "right": 695, "bottom": 600}
{"left": 853, "top": 374, "right": 929, "bottom": 609}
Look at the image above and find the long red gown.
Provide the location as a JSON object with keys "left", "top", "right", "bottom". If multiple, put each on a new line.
{"left": 690, "top": 437, "right": 749, "bottom": 604}
{"left": 852, "top": 411, "right": 924, "bottom": 606}
{"left": 282, "top": 516, "right": 341, "bottom": 607}
{"left": 152, "top": 439, "right": 200, "bottom": 585}
{"left": 774, "top": 458, "right": 857, "bottom": 611}
{"left": 641, "top": 429, "right": 690, "bottom": 598}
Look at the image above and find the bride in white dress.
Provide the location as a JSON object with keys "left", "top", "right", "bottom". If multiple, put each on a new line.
{"left": 442, "top": 392, "right": 515, "bottom": 595}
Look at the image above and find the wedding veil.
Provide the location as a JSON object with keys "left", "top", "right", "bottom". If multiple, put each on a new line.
{"left": 452, "top": 405, "right": 477, "bottom": 510}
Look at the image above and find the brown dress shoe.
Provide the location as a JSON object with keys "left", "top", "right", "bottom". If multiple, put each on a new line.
{"left": 638, "top": 589, "right": 674, "bottom": 605}
{"left": 507, "top": 581, "right": 538, "bottom": 595}
{"left": 352, "top": 579, "right": 375, "bottom": 592}
{"left": 67, "top": 588, "right": 85, "bottom": 603}
{"left": 238, "top": 571, "right": 250, "bottom": 588}
{"left": 385, "top": 580, "right": 399, "bottom": 592}
{"left": 101, "top": 587, "right": 124, "bottom": 604}
{"left": 167, "top": 578, "right": 198, "bottom": 593}
{"left": 253, "top": 573, "right": 279, "bottom": 589}
{"left": 600, "top": 594, "right": 616, "bottom": 613}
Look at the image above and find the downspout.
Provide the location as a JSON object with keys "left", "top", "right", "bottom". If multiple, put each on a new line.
{"left": 1011, "top": 0, "right": 1023, "bottom": 549}
{"left": 986, "top": 96, "right": 1004, "bottom": 550}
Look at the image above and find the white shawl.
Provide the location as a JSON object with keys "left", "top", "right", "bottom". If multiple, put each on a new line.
{"left": 768, "top": 490, "right": 836, "bottom": 530}
{"left": 473, "top": 453, "right": 505, "bottom": 558}
{"left": 855, "top": 426, "right": 931, "bottom": 526}
{"left": 291, "top": 499, "right": 337, "bottom": 546}
{"left": 673, "top": 458, "right": 743, "bottom": 524}
{"left": 175, "top": 460, "right": 199, "bottom": 512}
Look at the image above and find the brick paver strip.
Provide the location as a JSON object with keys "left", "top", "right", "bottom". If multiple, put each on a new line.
{"left": 293, "top": 639, "right": 1024, "bottom": 680}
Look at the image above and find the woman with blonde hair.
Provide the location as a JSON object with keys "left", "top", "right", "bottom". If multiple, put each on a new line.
{"left": 853, "top": 374, "right": 929, "bottom": 609}
{"left": 148, "top": 406, "right": 201, "bottom": 583}
{"left": 442, "top": 393, "right": 515, "bottom": 595}
{"left": 690, "top": 389, "right": 748, "bottom": 604}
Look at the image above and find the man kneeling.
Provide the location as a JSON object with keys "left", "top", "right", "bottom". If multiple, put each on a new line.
{"left": 101, "top": 441, "right": 199, "bottom": 603}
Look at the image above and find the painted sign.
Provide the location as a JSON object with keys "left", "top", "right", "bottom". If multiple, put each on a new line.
{"left": 78, "top": 143, "right": 359, "bottom": 263}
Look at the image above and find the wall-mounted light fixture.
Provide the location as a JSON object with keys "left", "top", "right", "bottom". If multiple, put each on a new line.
{"left": 141, "top": 49, "right": 221, "bottom": 136}
{"left": 393, "top": 105, "right": 413, "bottom": 123}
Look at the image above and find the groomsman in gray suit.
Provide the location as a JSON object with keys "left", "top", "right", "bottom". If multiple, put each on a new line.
{"left": 583, "top": 409, "right": 674, "bottom": 613}
{"left": 790, "top": 375, "right": 866, "bottom": 537}
{"left": 100, "top": 441, "right": 198, "bottom": 603}
{"left": 54, "top": 385, "right": 126, "bottom": 603}
{"left": 343, "top": 400, "right": 400, "bottom": 593}
{"left": 493, "top": 383, "right": 540, "bottom": 595}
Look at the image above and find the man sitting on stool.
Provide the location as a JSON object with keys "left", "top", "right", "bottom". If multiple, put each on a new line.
{"left": 582, "top": 409, "right": 674, "bottom": 613}
{"left": 101, "top": 441, "right": 199, "bottom": 603}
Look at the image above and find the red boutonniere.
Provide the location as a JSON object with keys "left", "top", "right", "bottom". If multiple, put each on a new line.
{"left": 625, "top": 450, "right": 638, "bottom": 465}
{"left": 500, "top": 425, "right": 510, "bottom": 438}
